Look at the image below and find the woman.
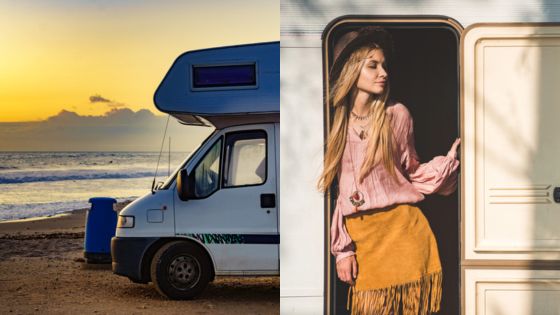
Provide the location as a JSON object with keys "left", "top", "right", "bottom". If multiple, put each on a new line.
{"left": 318, "top": 26, "right": 460, "bottom": 315}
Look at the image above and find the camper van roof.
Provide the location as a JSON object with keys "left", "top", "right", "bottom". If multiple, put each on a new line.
{"left": 154, "top": 41, "right": 279, "bottom": 128}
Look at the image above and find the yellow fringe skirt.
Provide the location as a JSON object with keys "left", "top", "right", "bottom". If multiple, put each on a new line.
{"left": 345, "top": 203, "right": 442, "bottom": 315}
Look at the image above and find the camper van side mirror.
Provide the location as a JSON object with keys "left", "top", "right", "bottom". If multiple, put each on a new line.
{"left": 177, "top": 169, "right": 194, "bottom": 201}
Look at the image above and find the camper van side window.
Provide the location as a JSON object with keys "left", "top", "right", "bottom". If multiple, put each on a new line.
{"left": 223, "top": 131, "right": 267, "bottom": 188}
{"left": 194, "top": 138, "right": 222, "bottom": 198}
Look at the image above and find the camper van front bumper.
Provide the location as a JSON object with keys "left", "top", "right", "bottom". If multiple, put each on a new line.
{"left": 111, "top": 236, "right": 158, "bottom": 283}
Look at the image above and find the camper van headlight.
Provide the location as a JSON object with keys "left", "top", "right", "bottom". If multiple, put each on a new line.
{"left": 117, "top": 215, "right": 135, "bottom": 228}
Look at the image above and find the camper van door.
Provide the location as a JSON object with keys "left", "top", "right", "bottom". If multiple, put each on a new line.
{"left": 174, "top": 123, "right": 279, "bottom": 273}
{"left": 461, "top": 23, "right": 560, "bottom": 314}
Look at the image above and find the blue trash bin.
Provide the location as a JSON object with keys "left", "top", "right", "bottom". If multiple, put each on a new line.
{"left": 84, "top": 197, "right": 117, "bottom": 263}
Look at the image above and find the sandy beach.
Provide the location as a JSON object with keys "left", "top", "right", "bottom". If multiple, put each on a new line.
{"left": 0, "top": 202, "right": 279, "bottom": 314}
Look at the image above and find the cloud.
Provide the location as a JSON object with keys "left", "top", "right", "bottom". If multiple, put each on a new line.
{"left": 89, "top": 94, "right": 110, "bottom": 103}
{"left": 89, "top": 94, "right": 126, "bottom": 108}
{"left": 107, "top": 102, "right": 126, "bottom": 108}
{"left": 0, "top": 108, "right": 212, "bottom": 152}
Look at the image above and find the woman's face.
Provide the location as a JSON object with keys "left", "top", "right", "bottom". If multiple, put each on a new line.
{"left": 355, "top": 48, "right": 387, "bottom": 95}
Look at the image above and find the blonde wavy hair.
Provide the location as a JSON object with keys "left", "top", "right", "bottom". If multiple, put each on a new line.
{"left": 318, "top": 45, "right": 397, "bottom": 192}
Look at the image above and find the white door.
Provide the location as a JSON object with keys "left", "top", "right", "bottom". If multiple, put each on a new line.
{"left": 174, "top": 124, "right": 279, "bottom": 274}
{"left": 462, "top": 24, "right": 560, "bottom": 314}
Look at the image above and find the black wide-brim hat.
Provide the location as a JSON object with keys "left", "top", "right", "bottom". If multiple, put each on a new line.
{"left": 329, "top": 26, "right": 394, "bottom": 84}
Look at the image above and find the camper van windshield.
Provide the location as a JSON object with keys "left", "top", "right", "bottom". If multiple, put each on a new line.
{"left": 160, "top": 130, "right": 217, "bottom": 190}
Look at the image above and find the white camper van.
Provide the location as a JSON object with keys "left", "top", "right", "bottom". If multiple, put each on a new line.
{"left": 281, "top": 2, "right": 560, "bottom": 315}
{"left": 111, "top": 42, "right": 279, "bottom": 299}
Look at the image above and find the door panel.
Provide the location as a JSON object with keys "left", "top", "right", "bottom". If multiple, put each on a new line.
{"left": 464, "top": 268, "right": 560, "bottom": 315}
{"left": 174, "top": 124, "right": 278, "bottom": 272}
{"left": 463, "top": 25, "right": 560, "bottom": 260}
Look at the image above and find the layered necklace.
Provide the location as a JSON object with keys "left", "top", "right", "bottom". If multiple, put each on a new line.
{"left": 348, "top": 111, "right": 371, "bottom": 208}
{"left": 350, "top": 111, "right": 371, "bottom": 140}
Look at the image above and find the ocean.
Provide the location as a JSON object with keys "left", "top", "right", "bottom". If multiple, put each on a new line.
{"left": 0, "top": 151, "right": 188, "bottom": 221}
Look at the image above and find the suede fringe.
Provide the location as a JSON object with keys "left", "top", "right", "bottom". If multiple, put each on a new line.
{"left": 348, "top": 270, "right": 442, "bottom": 315}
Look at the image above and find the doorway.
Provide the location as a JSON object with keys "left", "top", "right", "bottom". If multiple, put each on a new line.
{"left": 323, "top": 17, "right": 462, "bottom": 315}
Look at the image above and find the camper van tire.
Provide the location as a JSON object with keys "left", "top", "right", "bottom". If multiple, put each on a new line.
{"left": 150, "top": 240, "right": 212, "bottom": 299}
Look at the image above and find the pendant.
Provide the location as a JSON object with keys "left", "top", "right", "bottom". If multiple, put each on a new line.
{"left": 349, "top": 190, "right": 365, "bottom": 207}
{"left": 359, "top": 130, "right": 366, "bottom": 140}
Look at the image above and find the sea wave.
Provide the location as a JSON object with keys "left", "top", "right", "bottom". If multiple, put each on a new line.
{"left": 0, "top": 169, "right": 156, "bottom": 184}
{"left": 0, "top": 197, "right": 137, "bottom": 221}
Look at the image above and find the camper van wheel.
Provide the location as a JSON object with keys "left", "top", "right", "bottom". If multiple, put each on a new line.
{"left": 150, "top": 241, "right": 212, "bottom": 300}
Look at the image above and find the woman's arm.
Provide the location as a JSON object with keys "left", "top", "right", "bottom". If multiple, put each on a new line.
{"left": 331, "top": 201, "right": 357, "bottom": 284}
{"left": 331, "top": 200, "right": 355, "bottom": 262}
{"left": 399, "top": 106, "right": 460, "bottom": 195}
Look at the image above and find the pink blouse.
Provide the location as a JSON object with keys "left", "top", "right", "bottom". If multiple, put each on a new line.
{"left": 331, "top": 102, "right": 460, "bottom": 263}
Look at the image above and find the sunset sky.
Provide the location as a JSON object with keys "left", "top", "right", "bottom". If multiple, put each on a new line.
{"left": 0, "top": 0, "right": 279, "bottom": 122}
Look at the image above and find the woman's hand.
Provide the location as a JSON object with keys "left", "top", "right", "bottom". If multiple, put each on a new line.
{"left": 336, "top": 255, "right": 358, "bottom": 285}
{"left": 447, "top": 138, "right": 461, "bottom": 159}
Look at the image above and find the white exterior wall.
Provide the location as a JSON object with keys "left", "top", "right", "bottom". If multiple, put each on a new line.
{"left": 280, "top": 1, "right": 560, "bottom": 314}
{"left": 280, "top": 34, "right": 325, "bottom": 315}
{"left": 282, "top": 0, "right": 560, "bottom": 34}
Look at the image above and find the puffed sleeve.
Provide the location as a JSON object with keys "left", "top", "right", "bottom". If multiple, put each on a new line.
{"left": 331, "top": 199, "right": 355, "bottom": 263}
{"left": 400, "top": 108, "right": 460, "bottom": 196}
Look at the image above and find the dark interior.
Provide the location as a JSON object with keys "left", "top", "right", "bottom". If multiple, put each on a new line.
{"left": 326, "top": 21, "right": 460, "bottom": 315}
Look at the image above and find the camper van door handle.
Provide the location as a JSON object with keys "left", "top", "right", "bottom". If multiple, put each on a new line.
{"left": 554, "top": 187, "right": 560, "bottom": 203}
{"left": 260, "top": 193, "right": 276, "bottom": 208}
